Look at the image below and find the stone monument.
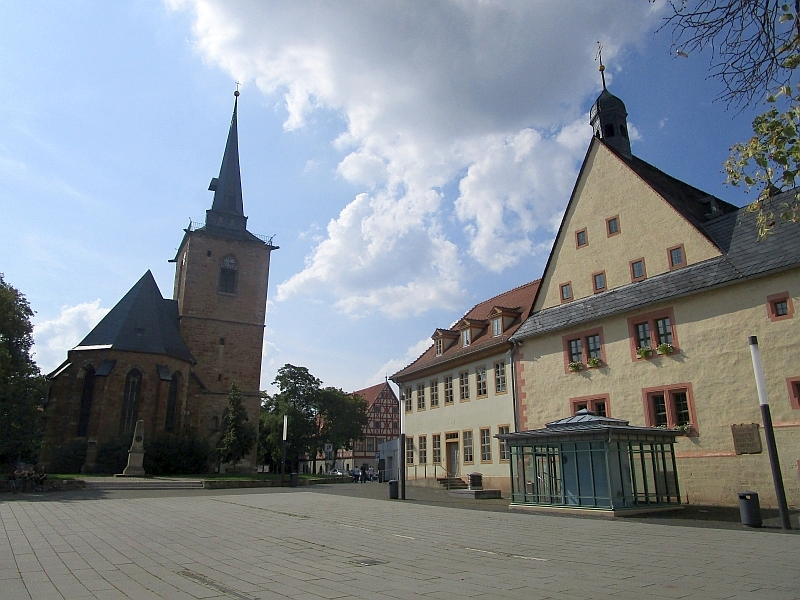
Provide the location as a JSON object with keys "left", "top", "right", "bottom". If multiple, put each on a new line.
{"left": 120, "top": 420, "right": 146, "bottom": 477}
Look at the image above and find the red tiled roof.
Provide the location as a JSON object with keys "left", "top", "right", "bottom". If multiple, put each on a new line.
{"left": 352, "top": 381, "right": 395, "bottom": 407}
{"left": 390, "top": 279, "right": 540, "bottom": 381}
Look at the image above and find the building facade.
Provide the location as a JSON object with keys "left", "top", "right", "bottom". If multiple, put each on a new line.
{"left": 391, "top": 281, "right": 539, "bottom": 492}
{"left": 510, "top": 83, "right": 800, "bottom": 508}
{"left": 44, "top": 92, "right": 277, "bottom": 471}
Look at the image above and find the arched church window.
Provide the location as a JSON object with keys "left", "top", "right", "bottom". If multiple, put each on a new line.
{"left": 604, "top": 124, "right": 615, "bottom": 138}
{"left": 218, "top": 255, "right": 238, "bottom": 294}
{"left": 77, "top": 366, "right": 95, "bottom": 437}
{"left": 165, "top": 372, "right": 181, "bottom": 432}
{"left": 120, "top": 369, "right": 142, "bottom": 436}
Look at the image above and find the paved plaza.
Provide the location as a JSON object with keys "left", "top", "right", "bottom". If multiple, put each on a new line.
{"left": 2, "top": 484, "right": 799, "bottom": 600}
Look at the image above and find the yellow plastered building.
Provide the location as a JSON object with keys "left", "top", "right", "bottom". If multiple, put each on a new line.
{"left": 510, "top": 87, "right": 800, "bottom": 508}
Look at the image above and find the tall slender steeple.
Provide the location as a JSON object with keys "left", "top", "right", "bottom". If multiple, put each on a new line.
{"left": 205, "top": 90, "right": 248, "bottom": 234}
{"left": 589, "top": 47, "right": 632, "bottom": 158}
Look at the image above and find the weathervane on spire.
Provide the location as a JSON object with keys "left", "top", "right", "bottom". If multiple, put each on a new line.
{"left": 234, "top": 81, "right": 241, "bottom": 98}
{"left": 596, "top": 42, "right": 607, "bottom": 90}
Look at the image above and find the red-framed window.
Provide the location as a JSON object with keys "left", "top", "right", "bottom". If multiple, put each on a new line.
{"left": 642, "top": 383, "right": 698, "bottom": 432}
{"left": 560, "top": 281, "right": 573, "bottom": 303}
{"left": 668, "top": 244, "right": 686, "bottom": 269}
{"left": 767, "top": 292, "right": 794, "bottom": 322}
{"left": 575, "top": 228, "right": 588, "bottom": 248}
{"left": 627, "top": 307, "right": 679, "bottom": 360}
{"left": 562, "top": 327, "right": 605, "bottom": 372}
{"left": 592, "top": 270, "right": 607, "bottom": 293}
{"left": 570, "top": 394, "right": 610, "bottom": 417}
{"left": 606, "top": 215, "right": 620, "bottom": 237}
{"left": 630, "top": 257, "right": 646, "bottom": 282}
{"left": 787, "top": 377, "right": 800, "bottom": 410}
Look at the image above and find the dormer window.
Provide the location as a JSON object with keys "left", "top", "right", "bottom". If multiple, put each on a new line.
{"left": 492, "top": 317, "right": 502, "bottom": 337}
{"left": 435, "top": 339, "right": 443, "bottom": 356}
{"left": 462, "top": 329, "right": 470, "bottom": 347}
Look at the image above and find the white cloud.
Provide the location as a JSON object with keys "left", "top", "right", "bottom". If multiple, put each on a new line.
{"left": 33, "top": 300, "right": 109, "bottom": 373}
{"left": 373, "top": 336, "right": 433, "bottom": 383}
{"left": 170, "top": 0, "right": 665, "bottom": 316}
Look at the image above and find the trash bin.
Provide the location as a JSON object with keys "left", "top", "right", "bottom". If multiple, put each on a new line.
{"left": 289, "top": 472, "right": 298, "bottom": 488}
{"left": 468, "top": 473, "right": 483, "bottom": 490}
{"left": 738, "top": 491, "right": 762, "bottom": 527}
{"left": 389, "top": 479, "right": 399, "bottom": 499}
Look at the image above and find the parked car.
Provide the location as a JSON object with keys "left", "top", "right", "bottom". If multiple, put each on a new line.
{"left": 328, "top": 469, "right": 345, "bottom": 475}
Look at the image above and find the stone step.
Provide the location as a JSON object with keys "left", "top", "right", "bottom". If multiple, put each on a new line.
{"left": 436, "top": 477, "right": 468, "bottom": 490}
{"left": 83, "top": 479, "right": 204, "bottom": 491}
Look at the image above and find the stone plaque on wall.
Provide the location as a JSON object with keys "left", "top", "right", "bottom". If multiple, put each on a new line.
{"left": 731, "top": 423, "right": 762, "bottom": 455}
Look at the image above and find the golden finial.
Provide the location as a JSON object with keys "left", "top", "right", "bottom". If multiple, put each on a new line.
{"left": 596, "top": 42, "right": 607, "bottom": 90}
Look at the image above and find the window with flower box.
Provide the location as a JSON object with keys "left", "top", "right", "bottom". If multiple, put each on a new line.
{"left": 561, "top": 327, "right": 605, "bottom": 372}
{"left": 627, "top": 307, "right": 678, "bottom": 360}
{"left": 642, "top": 383, "right": 697, "bottom": 431}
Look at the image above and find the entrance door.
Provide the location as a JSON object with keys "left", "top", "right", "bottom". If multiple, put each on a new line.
{"left": 446, "top": 441, "right": 459, "bottom": 477}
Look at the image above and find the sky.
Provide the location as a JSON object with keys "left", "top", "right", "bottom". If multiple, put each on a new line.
{"left": 0, "top": 1, "right": 766, "bottom": 395}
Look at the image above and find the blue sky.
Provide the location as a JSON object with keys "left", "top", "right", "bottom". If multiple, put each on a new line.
{"left": 0, "top": 1, "right": 763, "bottom": 394}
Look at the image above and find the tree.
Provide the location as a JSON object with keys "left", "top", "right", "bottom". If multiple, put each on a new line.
{"left": 215, "top": 382, "right": 257, "bottom": 471}
{"left": 0, "top": 274, "right": 45, "bottom": 466}
{"left": 658, "top": 1, "right": 800, "bottom": 236}
{"left": 317, "top": 387, "right": 368, "bottom": 468}
{"left": 259, "top": 365, "right": 323, "bottom": 473}
{"left": 257, "top": 365, "right": 369, "bottom": 473}
{"left": 660, "top": 1, "right": 800, "bottom": 107}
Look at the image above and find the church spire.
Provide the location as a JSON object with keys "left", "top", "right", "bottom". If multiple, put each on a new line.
{"left": 205, "top": 90, "right": 248, "bottom": 234}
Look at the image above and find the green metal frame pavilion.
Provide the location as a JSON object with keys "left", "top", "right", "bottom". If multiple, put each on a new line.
{"left": 497, "top": 410, "right": 683, "bottom": 512}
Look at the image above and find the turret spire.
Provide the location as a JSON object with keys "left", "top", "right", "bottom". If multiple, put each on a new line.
{"left": 589, "top": 46, "right": 632, "bottom": 159}
{"left": 205, "top": 90, "right": 248, "bottom": 233}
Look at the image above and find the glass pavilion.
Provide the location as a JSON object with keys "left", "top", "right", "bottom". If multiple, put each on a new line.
{"left": 498, "top": 410, "right": 683, "bottom": 512}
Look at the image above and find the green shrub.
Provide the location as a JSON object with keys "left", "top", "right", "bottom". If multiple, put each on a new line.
{"left": 144, "top": 434, "right": 210, "bottom": 475}
{"left": 94, "top": 436, "right": 132, "bottom": 475}
{"left": 48, "top": 439, "right": 87, "bottom": 474}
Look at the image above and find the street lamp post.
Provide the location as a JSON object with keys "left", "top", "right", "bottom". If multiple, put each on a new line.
{"left": 399, "top": 389, "right": 405, "bottom": 500}
{"left": 748, "top": 336, "right": 792, "bottom": 530}
{"left": 280, "top": 414, "right": 287, "bottom": 487}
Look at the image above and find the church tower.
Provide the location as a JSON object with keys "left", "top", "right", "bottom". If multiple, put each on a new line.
{"left": 589, "top": 56, "right": 632, "bottom": 158}
{"left": 172, "top": 91, "right": 278, "bottom": 450}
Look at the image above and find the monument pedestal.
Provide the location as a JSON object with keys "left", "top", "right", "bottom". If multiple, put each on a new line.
{"left": 119, "top": 420, "right": 147, "bottom": 477}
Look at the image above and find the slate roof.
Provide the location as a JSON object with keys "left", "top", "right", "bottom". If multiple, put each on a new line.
{"left": 512, "top": 193, "right": 800, "bottom": 342}
{"left": 74, "top": 271, "right": 195, "bottom": 364}
{"left": 391, "top": 280, "right": 540, "bottom": 380}
{"left": 210, "top": 94, "right": 244, "bottom": 218}
{"left": 621, "top": 151, "right": 738, "bottom": 239}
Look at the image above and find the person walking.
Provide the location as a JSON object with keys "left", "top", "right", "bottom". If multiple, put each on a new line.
{"left": 360, "top": 465, "right": 366, "bottom": 483}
